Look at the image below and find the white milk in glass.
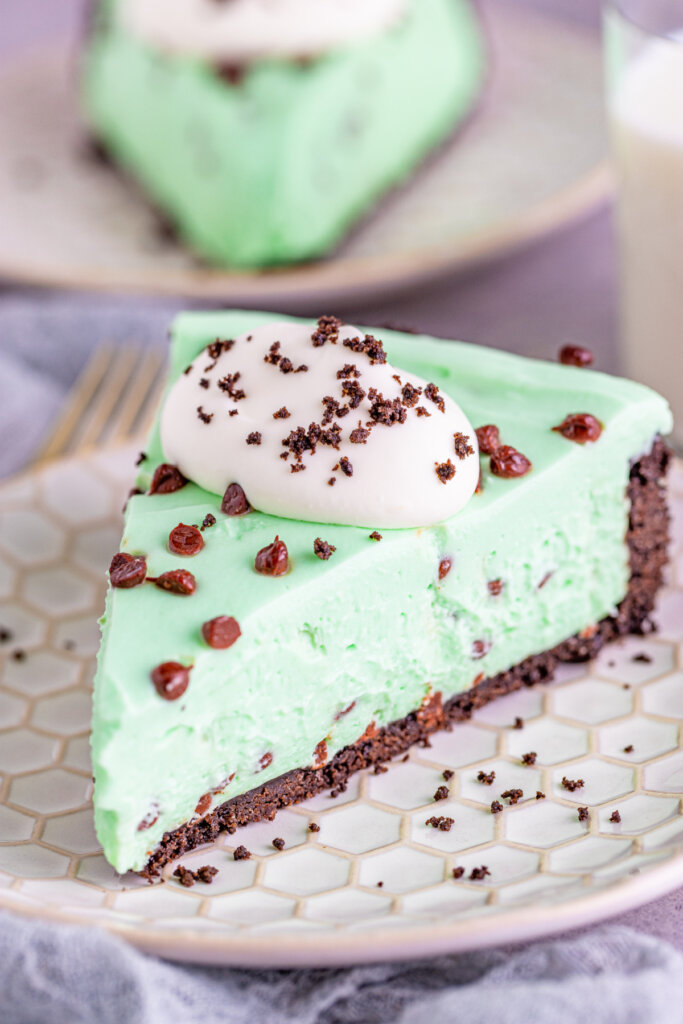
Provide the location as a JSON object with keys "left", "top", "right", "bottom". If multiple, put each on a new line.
{"left": 610, "top": 35, "right": 683, "bottom": 448}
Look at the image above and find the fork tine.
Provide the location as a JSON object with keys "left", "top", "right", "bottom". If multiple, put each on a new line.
{"left": 34, "top": 346, "right": 117, "bottom": 464}
{"left": 106, "top": 348, "right": 166, "bottom": 445}
{"left": 74, "top": 347, "right": 141, "bottom": 452}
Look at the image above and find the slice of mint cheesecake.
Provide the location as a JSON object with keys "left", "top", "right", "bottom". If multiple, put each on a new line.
{"left": 82, "top": 0, "right": 485, "bottom": 268}
{"left": 92, "top": 313, "right": 672, "bottom": 875}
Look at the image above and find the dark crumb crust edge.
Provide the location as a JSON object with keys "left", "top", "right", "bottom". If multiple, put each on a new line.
{"left": 142, "top": 440, "right": 671, "bottom": 878}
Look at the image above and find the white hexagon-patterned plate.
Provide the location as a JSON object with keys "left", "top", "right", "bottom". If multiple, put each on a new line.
{"left": 0, "top": 446, "right": 682, "bottom": 967}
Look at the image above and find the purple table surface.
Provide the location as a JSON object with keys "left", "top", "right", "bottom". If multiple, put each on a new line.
{"left": 2, "top": 0, "right": 682, "bottom": 952}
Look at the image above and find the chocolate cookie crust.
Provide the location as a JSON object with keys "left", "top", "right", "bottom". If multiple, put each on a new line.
{"left": 142, "top": 440, "right": 671, "bottom": 878}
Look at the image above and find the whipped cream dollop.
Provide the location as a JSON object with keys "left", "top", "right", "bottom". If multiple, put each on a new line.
{"left": 160, "top": 320, "right": 479, "bottom": 529}
{"left": 120, "top": 0, "right": 407, "bottom": 63}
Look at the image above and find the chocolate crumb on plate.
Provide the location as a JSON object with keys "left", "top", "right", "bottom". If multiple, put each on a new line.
{"left": 246, "top": 431, "right": 262, "bottom": 445}
{"left": 273, "top": 406, "right": 291, "bottom": 420}
{"left": 561, "top": 776, "right": 585, "bottom": 792}
{"left": 233, "top": 845, "right": 251, "bottom": 861}
{"left": 609, "top": 810, "right": 622, "bottom": 824}
{"left": 173, "top": 865, "right": 195, "bottom": 888}
{"left": 309, "top": 822, "right": 320, "bottom": 833}
{"left": 632, "top": 652, "right": 653, "bottom": 663}
{"left": 536, "top": 791, "right": 546, "bottom": 800}
{"left": 490, "top": 800, "right": 504, "bottom": 815}
{"left": 477, "top": 770, "right": 495, "bottom": 785}
{"left": 442, "top": 769, "right": 454, "bottom": 781}
{"left": 501, "top": 789, "right": 523, "bottom": 805}
{"left": 425, "top": 816, "right": 454, "bottom": 832}
{"left": 521, "top": 752, "right": 537, "bottom": 766}
{"left": 513, "top": 717, "right": 524, "bottom": 730}
{"left": 578, "top": 807, "right": 590, "bottom": 822}
{"left": 272, "top": 837, "right": 285, "bottom": 851}
{"left": 12, "top": 649, "right": 26, "bottom": 662}
{"left": 0, "top": 627, "right": 13, "bottom": 643}
{"left": 623, "top": 744, "right": 634, "bottom": 754}
{"left": 452, "top": 866, "right": 465, "bottom": 880}
{"left": 433, "top": 785, "right": 449, "bottom": 802}
{"left": 469, "top": 866, "right": 491, "bottom": 881}
{"left": 376, "top": 881, "right": 384, "bottom": 888}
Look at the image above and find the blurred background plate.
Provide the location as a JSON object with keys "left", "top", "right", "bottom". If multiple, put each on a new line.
{"left": 0, "top": 1, "right": 611, "bottom": 311}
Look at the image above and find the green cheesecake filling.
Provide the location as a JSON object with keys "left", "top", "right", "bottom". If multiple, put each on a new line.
{"left": 92, "top": 313, "right": 672, "bottom": 873}
{"left": 82, "top": 0, "right": 485, "bottom": 267}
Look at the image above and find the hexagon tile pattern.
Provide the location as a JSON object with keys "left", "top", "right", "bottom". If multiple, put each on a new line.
{"left": 0, "top": 446, "right": 682, "bottom": 961}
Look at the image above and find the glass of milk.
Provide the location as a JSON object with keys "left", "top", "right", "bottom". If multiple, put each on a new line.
{"left": 605, "top": 0, "right": 683, "bottom": 450}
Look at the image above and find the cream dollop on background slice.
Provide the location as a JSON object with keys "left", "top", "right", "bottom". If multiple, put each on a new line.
{"left": 160, "top": 321, "right": 479, "bottom": 529}
{"left": 120, "top": 0, "right": 407, "bottom": 62}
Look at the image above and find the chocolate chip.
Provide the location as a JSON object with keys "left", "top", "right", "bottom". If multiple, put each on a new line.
{"left": 313, "top": 538, "right": 336, "bottom": 560}
{"left": 472, "top": 639, "right": 491, "bottom": 660}
{"left": 109, "top": 552, "right": 147, "bottom": 588}
{"left": 559, "top": 344, "right": 594, "bottom": 367}
{"left": 273, "top": 837, "right": 285, "bottom": 851}
{"left": 151, "top": 661, "right": 190, "bottom": 701}
{"left": 149, "top": 463, "right": 188, "bottom": 494}
{"left": 552, "top": 414, "right": 603, "bottom": 444}
{"left": 438, "top": 557, "right": 452, "bottom": 580}
{"left": 153, "top": 570, "right": 197, "bottom": 595}
{"left": 168, "top": 524, "right": 204, "bottom": 556}
{"left": 475, "top": 424, "right": 500, "bottom": 454}
{"left": 254, "top": 536, "right": 289, "bottom": 576}
{"left": 201, "top": 615, "right": 241, "bottom": 649}
{"left": 490, "top": 445, "right": 532, "bottom": 478}
{"left": 221, "top": 482, "right": 250, "bottom": 516}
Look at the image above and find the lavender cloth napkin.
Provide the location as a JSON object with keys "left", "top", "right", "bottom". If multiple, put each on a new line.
{"left": 2, "top": 293, "right": 683, "bottom": 1024}
{"left": 3, "top": 911, "right": 683, "bottom": 1024}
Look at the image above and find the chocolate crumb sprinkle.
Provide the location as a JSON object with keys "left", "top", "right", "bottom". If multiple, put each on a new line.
{"left": 435, "top": 460, "right": 456, "bottom": 484}
{"left": 424, "top": 382, "right": 445, "bottom": 412}
{"left": 339, "top": 456, "right": 353, "bottom": 477}
{"left": 199, "top": 378, "right": 210, "bottom": 389}
{"left": 350, "top": 422, "right": 370, "bottom": 444}
{"left": 313, "top": 538, "right": 336, "bottom": 560}
{"left": 273, "top": 406, "right": 290, "bottom": 420}
{"left": 425, "top": 816, "right": 454, "bottom": 832}
{"left": 453, "top": 432, "right": 474, "bottom": 459}
{"left": 501, "top": 789, "right": 523, "bottom": 805}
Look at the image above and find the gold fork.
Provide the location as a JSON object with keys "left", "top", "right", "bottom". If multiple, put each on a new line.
{"left": 32, "top": 345, "right": 166, "bottom": 464}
